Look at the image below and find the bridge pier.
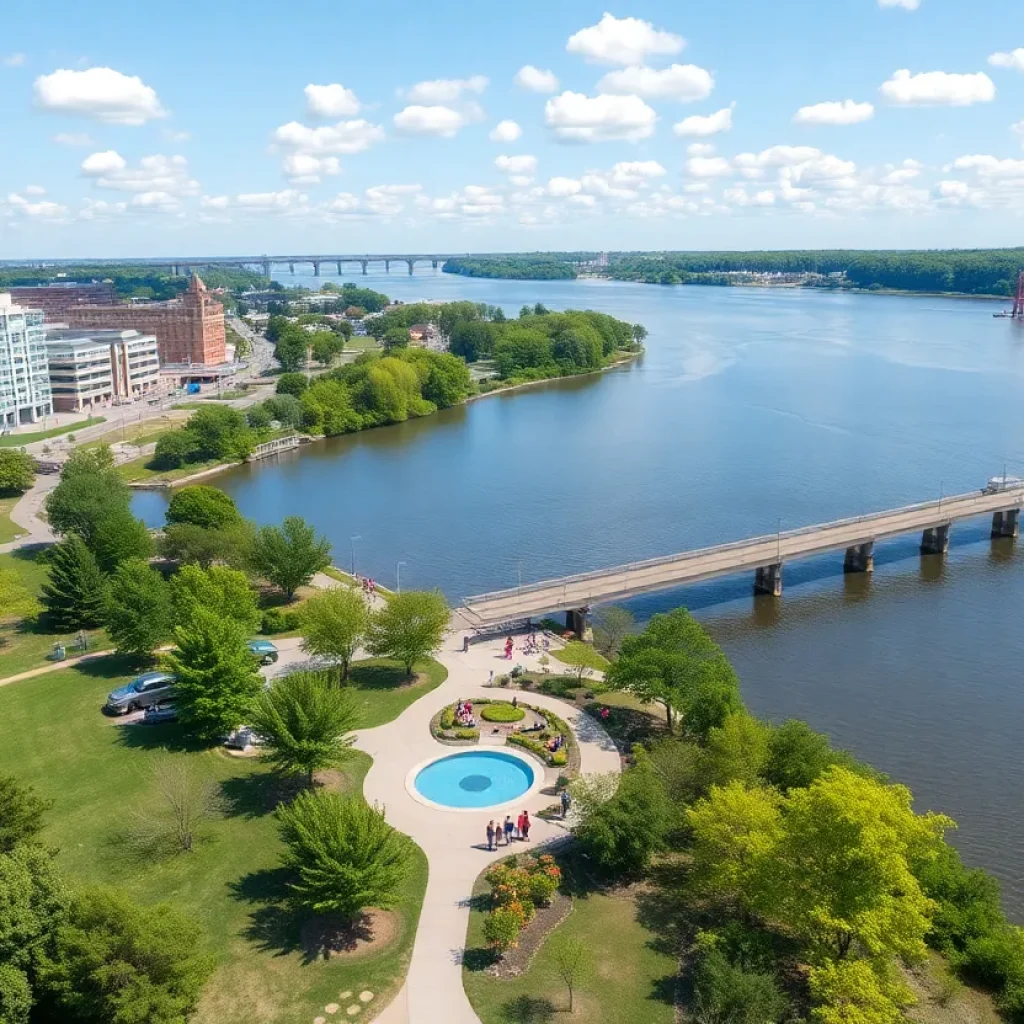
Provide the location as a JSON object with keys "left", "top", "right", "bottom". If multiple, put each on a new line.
{"left": 289, "top": 262, "right": 295, "bottom": 274}
{"left": 565, "top": 608, "right": 590, "bottom": 640}
{"left": 385, "top": 260, "right": 390, "bottom": 274}
{"left": 407, "top": 259, "right": 415, "bottom": 275}
{"left": 261, "top": 261, "right": 271, "bottom": 278}
{"left": 920, "top": 523, "right": 950, "bottom": 555}
{"left": 360, "top": 260, "right": 368, "bottom": 275}
{"left": 843, "top": 542, "right": 874, "bottom": 574}
{"left": 432, "top": 259, "right": 438, "bottom": 270}
{"left": 754, "top": 563, "right": 783, "bottom": 597}
{"left": 313, "top": 261, "right": 321, "bottom": 277}
{"left": 992, "top": 509, "right": 1020, "bottom": 538}
{"left": 337, "top": 261, "right": 343, "bottom": 275}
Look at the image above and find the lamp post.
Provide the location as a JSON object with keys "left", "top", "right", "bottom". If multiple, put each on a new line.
{"left": 350, "top": 535, "right": 361, "bottom": 577}
{"left": 396, "top": 560, "right": 407, "bottom": 594}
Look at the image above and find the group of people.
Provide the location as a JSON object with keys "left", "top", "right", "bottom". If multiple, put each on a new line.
{"left": 501, "top": 632, "right": 551, "bottom": 660}
{"left": 455, "top": 699, "right": 476, "bottom": 729}
{"left": 546, "top": 733, "right": 565, "bottom": 754}
{"left": 485, "top": 811, "right": 531, "bottom": 850}
{"left": 360, "top": 577, "right": 378, "bottom": 596}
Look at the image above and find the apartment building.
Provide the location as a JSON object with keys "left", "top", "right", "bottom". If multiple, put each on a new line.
{"left": 45, "top": 329, "right": 161, "bottom": 412}
{"left": 0, "top": 293, "right": 53, "bottom": 429}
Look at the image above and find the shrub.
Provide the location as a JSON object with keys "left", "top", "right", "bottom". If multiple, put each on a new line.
{"left": 527, "top": 869, "right": 560, "bottom": 906}
{"left": 440, "top": 707, "right": 455, "bottom": 730}
{"left": 483, "top": 905, "right": 522, "bottom": 954}
{"left": 552, "top": 750, "right": 568, "bottom": 767}
{"left": 152, "top": 430, "right": 197, "bottom": 469}
{"left": 166, "top": 486, "right": 240, "bottom": 530}
{"left": 693, "top": 946, "right": 786, "bottom": 1024}
{"left": 455, "top": 728, "right": 479, "bottom": 741}
{"left": 261, "top": 608, "right": 300, "bottom": 634}
{"left": 481, "top": 703, "right": 525, "bottom": 723}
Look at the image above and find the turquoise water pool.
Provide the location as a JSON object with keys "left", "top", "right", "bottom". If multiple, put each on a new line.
{"left": 414, "top": 750, "right": 536, "bottom": 809}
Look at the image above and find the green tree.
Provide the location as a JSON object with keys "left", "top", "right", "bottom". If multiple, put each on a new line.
{"left": 591, "top": 605, "right": 635, "bottom": 658}
{"left": 160, "top": 520, "right": 253, "bottom": 570}
{"left": 631, "top": 323, "right": 648, "bottom": 346}
{"left": 382, "top": 327, "right": 410, "bottom": 351}
{"left": 45, "top": 448, "right": 130, "bottom": 547}
{"left": 165, "top": 486, "right": 240, "bottom": 530}
{"left": 0, "top": 962, "right": 32, "bottom": 1024}
{"left": 0, "top": 450, "right": 34, "bottom": 494}
{"left": 366, "top": 590, "right": 449, "bottom": 676}
{"left": 275, "top": 372, "right": 308, "bottom": 397}
{"left": 550, "top": 935, "right": 594, "bottom": 1013}
{"left": 693, "top": 943, "right": 787, "bottom": 1024}
{"left": 703, "top": 712, "right": 772, "bottom": 789}
{"left": 170, "top": 563, "right": 260, "bottom": 633}
{"left": 274, "top": 326, "right": 308, "bottom": 373}
{"left": 39, "top": 886, "right": 214, "bottom": 1024}
{"left": 248, "top": 516, "right": 331, "bottom": 601}
{"left": 606, "top": 607, "right": 740, "bottom": 734}
{"left": 250, "top": 672, "right": 359, "bottom": 786}
{"left": 299, "top": 588, "right": 368, "bottom": 681}
{"left": 276, "top": 791, "right": 412, "bottom": 921}
{"left": 152, "top": 430, "right": 197, "bottom": 470}
{"left": 558, "top": 641, "right": 595, "bottom": 686}
{"left": 763, "top": 719, "right": 854, "bottom": 792}
{"left": 40, "top": 535, "right": 106, "bottom": 630}
{"left": 808, "top": 959, "right": 907, "bottom": 1024}
{"left": 103, "top": 559, "right": 172, "bottom": 659}
{"left": 420, "top": 353, "right": 472, "bottom": 408}
{"left": 89, "top": 506, "right": 154, "bottom": 574}
{"left": 166, "top": 609, "right": 263, "bottom": 742}
{"left": 0, "top": 775, "right": 51, "bottom": 854}
{"left": 186, "top": 406, "right": 254, "bottom": 460}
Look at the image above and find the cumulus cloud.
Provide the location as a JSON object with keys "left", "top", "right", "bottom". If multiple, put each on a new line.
{"left": 566, "top": 12, "right": 684, "bottom": 66}
{"left": 6, "top": 192, "right": 68, "bottom": 218}
{"left": 880, "top": 158, "right": 923, "bottom": 185}
{"left": 406, "top": 75, "right": 487, "bottom": 104}
{"left": 794, "top": 99, "right": 874, "bottom": 125}
{"left": 880, "top": 69, "right": 995, "bottom": 106}
{"left": 878, "top": 0, "right": 921, "bottom": 9}
{"left": 53, "top": 132, "right": 93, "bottom": 146}
{"left": 1014, "top": 120, "right": 1024, "bottom": 143}
{"left": 723, "top": 186, "right": 776, "bottom": 207}
{"left": 545, "top": 91, "right": 657, "bottom": 142}
{"left": 131, "top": 191, "right": 179, "bottom": 210}
{"left": 393, "top": 105, "right": 465, "bottom": 137}
{"left": 305, "top": 83, "right": 361, "bottom": 118}
{"left": 673, "top": 104, "right": 734, "bottom": 137}
{"left": 687, "top": 143, "right": 716, "bottom": 156}
{"left": 78, "top": 198, "right": 126, "bottom": 220}
{"left": 23, "top": 185, "right": 45, "bottom": 196}
{"left": 686, "top": 156, "right": 731, "bottom": 178}
{"left": 514, "top": 65, "right": 559, "bottom": 93}
{"left": 495, "top": 154, "right": 538, "bottom": 175}
{"left": 597, "top": 63, "right": 713, "bottom": 102}
{"left": 988, "top": 49, "right": 1024, "bottom": 73}
{"left": 951, "top": 154, "right": 1024, "bottom": 179}
{"left": 236, "top": 189, "right": 307, "bottom": 210}
{"left": 608, "top": 160, "right": 666, "bottom": 184}
{"left": 734, "top": 145, "right": 821, "bottom": 171}
{"left": 418, "top": 185, "right": 505, "bottom": 219}
{"left": 272, "top": 119, "right": 385, "bottom": 154}
{"left": 200, "top": 195, "right": 230, "bottom": 209}
{"left": 34, "top": 67, "right": 167, "bottom": 124}
{"left": 547, "top": 176, "right": 582, "bottom": 197}
{"left": 489, "top": 119, "right": 522, "bottom": 142}
{"left": 283, "top": 152, "right": 341, "bottom": 184}
{"left": 81, "top": 152, "right": 198, "bottom": 195}
{"left": 3, "top": 53, "right": 26, "bottom": 67}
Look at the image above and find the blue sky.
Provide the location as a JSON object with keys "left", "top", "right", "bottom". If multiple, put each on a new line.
{"left": 1, "top": 0, "right": 1022, "bottom": 257}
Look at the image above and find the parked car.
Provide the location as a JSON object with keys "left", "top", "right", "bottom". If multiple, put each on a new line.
{"left": 247, "top": 639, "right": 279, "bottom": 665}
{"left": 105, "top": 672, "right": 176, "bottom": 714}
{"left": 143, "top": 702, "right": 178, "bottom": 724}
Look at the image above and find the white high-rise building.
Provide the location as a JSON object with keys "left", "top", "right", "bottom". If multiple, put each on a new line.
{"left": 0, "top": 293, "right": 52, "bottom": 430}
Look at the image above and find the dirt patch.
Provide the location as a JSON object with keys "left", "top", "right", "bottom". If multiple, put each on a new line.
{"left": 315, "top": 768, "right": 360, "bottom": 794}
{"left": 903, "top": 953, "right": 1001, "bottom": 1024}
{"left": 486, "top": 893, "right": 573, "bottom": 979}
{"left": 300, "top": 909, "right": 399, "bottom": 962}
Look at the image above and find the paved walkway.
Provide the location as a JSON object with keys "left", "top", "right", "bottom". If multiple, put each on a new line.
{"left": 357, "top": 633, "right": 621, "bottom": 1024}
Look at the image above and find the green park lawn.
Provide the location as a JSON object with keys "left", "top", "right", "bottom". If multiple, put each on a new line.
{"left": 550, "top": 644, "right": 610, "bottom": 672}
{"left": 118, "top": 453, "right": 228, "bottom": 485}
{"left": 462, "top": 857, "right": 678, "bottom": 1024}
{"left": 0, "top": 495, "right": 23, "bottom": 544}
{"left": 0, "top": 417, "right": 106, "bottom": 447}
{"left": 349, "top": 657, "right": 447, "bottom": 728}
{"left": 0, "top": 661, "right": 429, "bottom": 1024}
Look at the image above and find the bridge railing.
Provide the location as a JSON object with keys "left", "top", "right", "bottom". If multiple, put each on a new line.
{"left": 462, "top": 487, "right": 1023, "bottom": 605}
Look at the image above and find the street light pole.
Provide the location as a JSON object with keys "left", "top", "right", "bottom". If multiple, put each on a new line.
{"left": 397, "top": 560, "right": 407, "bottom": 594}
{"left": 350, "top": 535, "right": 361, "bottom": 577}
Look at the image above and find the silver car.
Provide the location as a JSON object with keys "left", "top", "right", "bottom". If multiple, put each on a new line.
{"left": 105, "top": 672, "right": 176, "bottom": 714}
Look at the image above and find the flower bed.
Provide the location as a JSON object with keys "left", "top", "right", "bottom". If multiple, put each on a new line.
{"left": 482, "top": 854, "right": 563, "bottom": 957}
{"left": 480, "top": 703, "right": 525, "bottom": 723}
{"left": 505, "top": 702, "right": 575, "bottom": 771}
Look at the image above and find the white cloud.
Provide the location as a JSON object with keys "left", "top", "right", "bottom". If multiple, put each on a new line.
{"left": 794, "top": 99, "right": 874, "bottom": 125}
{"left": 81, "top": 152, "right": 198, "bottom": 195}
{"left": 200, "top": 195, "right": 230, "bottom": 209}
{"left": 7, "top": 192, "right": 68, "bottom": 218}
{"left": 952, "top": 154, "right": 1024, "bottom": 179}
{"left": 566, "top": 13, "right": 684, "bottom": 66}
{"left": 1014, "top": 120, "right": 1024, "bottom": 143}
{"left": 305, "top": 83, "right": 361, "bottom": 118}
{"left": 283, "top": 152, "right": 341, "bottom": 184}
{"left": 81, "top": 150, "right": 126, "bottom": 174}
{"left": 52, "top": 132, "right": 93, "bottom": 146}
{"left": 34, "top": 67, "right": 167, "bottom": 124}
{"left": 608, "top": 160, "right": 666, "bottom": 185}
{"left": 514, "top": 65, "right": 559, "bottom": 93}
{"left": 673, "top": 104, "right": 734, "bottom": 137}
{"left": 131, "top": 191, "right": 179, "bottom": 210}
{"left": 687, "top": 143, "right": 716, "bottom": 156}
{"left": 880, "top": 69, "right": 995, "bottom": 106}
{"left": 272, "top": 119, "right": 385, "bottom": 154}
{"left": 545, "top": 91, "right": 657, "bottom": 142}
{"left": 686, "top": 156, "right": 732, "bottom": 178}
{"left": 878, "top": 0, "right": 921, "bottom": 9}
{"left": 23, "top": 185, "right": 46, "bottom": 196}
{"left": 393, "top": 105, "right": 465, "bottom": 137}
{"left": 406, "top": 75, "right": 487, "bottom": 104}
{"left": 489, "top": 119, "right": 522, "bottom": 142}
{"left": 547, "top": 176, "right": 582, "bottom": 197}
{"left": 495, "top": 154, "right": 538, "bottom": 175}
{"left": 3, "top": 53, "right": 26, "bottom": 68}
{"left": 598, "top": 64, "right": 713, "bottom": 102}
{"left": 935, "top": 180, "right": 970, "bottom": 199}
{"left": 989, "top": 49, "right": 1024, "bottom": 73}
{"left": 78, "top": 198, "right": 126, "bottom": 220}
{"left": 880, "top": 158, "right": 923, "bottom": 185}
{"left": 724, "top": 186, "right": 776, "bottom": 207}
{"left": 418, "top": 185, "right": 505, "bottom": 219}
{"left": 162, "top": 128, "right": 190, "bottom": 142}
{"left": 365, "top": 184, "right": 422, "bottom": 216}
{"left": 734, "top": 145, "right": 821, "bottom": 171}
{"left": 236, "top": 189, "right": 306, "bottom": 210}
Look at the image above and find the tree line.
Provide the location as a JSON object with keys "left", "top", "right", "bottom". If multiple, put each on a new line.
{"left": 443, "top": 256, "right": 578, "bottom": 280}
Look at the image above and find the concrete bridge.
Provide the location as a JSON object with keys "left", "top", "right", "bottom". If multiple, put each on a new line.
{"left": 459, "top": 485, "right": 1024, "bottom": 633}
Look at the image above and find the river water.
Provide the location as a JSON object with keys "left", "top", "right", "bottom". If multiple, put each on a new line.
{"left": 136, "top": 268, "right": 1024, "bottom": 912}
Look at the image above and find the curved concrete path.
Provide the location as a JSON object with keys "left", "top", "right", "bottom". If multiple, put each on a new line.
{"left": 357, "top": 634, "right": 621, "bottom": 1024}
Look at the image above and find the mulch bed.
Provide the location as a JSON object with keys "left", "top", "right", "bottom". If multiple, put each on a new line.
{"left": 485, "top": 892, "right": 573, "bottom": 978}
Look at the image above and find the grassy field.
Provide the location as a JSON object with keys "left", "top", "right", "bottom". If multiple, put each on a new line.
{"left": 550, "top": 644, "right": 610, "bottom": 672}
{"left": 0, "top": 417, "right": 106, "bottom": 447}
{"left": 118, "top": 453, "right": 229, "bottom": 485}
{"left": 0, "top": 661, "right": 429, "bottom": 1024}
{"left": 0, "top": 495, "right": 23, "bottom": 544}
{"left": 0, "top": 549, "right": 111, "bottom": 680}
{"left": 349, "top": 657, "right": 447, "bottom": 728}
{"left": 85, "top": 413, "right": 189, "bottom": 449}
{"left": 463, "top": 857, "right": 678, "bottom": 1023}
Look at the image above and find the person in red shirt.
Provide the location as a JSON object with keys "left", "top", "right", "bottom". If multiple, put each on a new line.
{"left": 520, "top": 811, "right": 531, "bottom": 841}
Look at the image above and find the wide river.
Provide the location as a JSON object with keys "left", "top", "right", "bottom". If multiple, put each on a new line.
{"left": 137, "top": 269, "right": 1024, "bottom": 912}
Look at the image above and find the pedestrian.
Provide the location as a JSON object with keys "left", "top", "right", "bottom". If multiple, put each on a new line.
{"left": 512, "top": 694, "right": 518, "bottom": 709}
{"left": 560, "top": 788, "right": 571, "bottom": 818}
{"left": 488, "top": 669, "right": 494, "bottom": 686}
{"left": 521, "top": 811, "right": 531, "bottom": 841}
{"left": 486, "top": 820, "right": 495, "bottom": 851}
{"left": 504, "top": 815, "right": 514, "bottom": 845}
{"left": 463, "top": 635, "right": 470, "bottom": 653}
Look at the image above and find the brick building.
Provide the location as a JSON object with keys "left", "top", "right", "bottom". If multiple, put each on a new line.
{"left": 9, "top": 281, "right": 119, "bottom": 319}
{"left": 63, "top": 274, "right": 226, "bottom": 368}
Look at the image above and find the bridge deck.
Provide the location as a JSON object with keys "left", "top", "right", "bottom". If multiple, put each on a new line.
{"left": 460, "top": 488, "right": 1024, "bottom": 626}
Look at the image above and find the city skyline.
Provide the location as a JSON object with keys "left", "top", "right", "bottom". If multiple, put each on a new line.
{"left": 2, "top": 0, "right": 1023, "bottom": 257}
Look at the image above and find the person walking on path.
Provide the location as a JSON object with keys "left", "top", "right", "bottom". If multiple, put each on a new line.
{"left": 520, "top": 811, "right": 531, "bottom": 842}
{"left": 503, "top": 815, "right": 514, "bottom": 846}
{"left": 560, "top": 788, "right": 571, "bottom": 819}
{"left": 511, "top": 695, "right": 518, "bottom": 709}
{"left": 486, "top": 820, "right": 496, "bottom": 851}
